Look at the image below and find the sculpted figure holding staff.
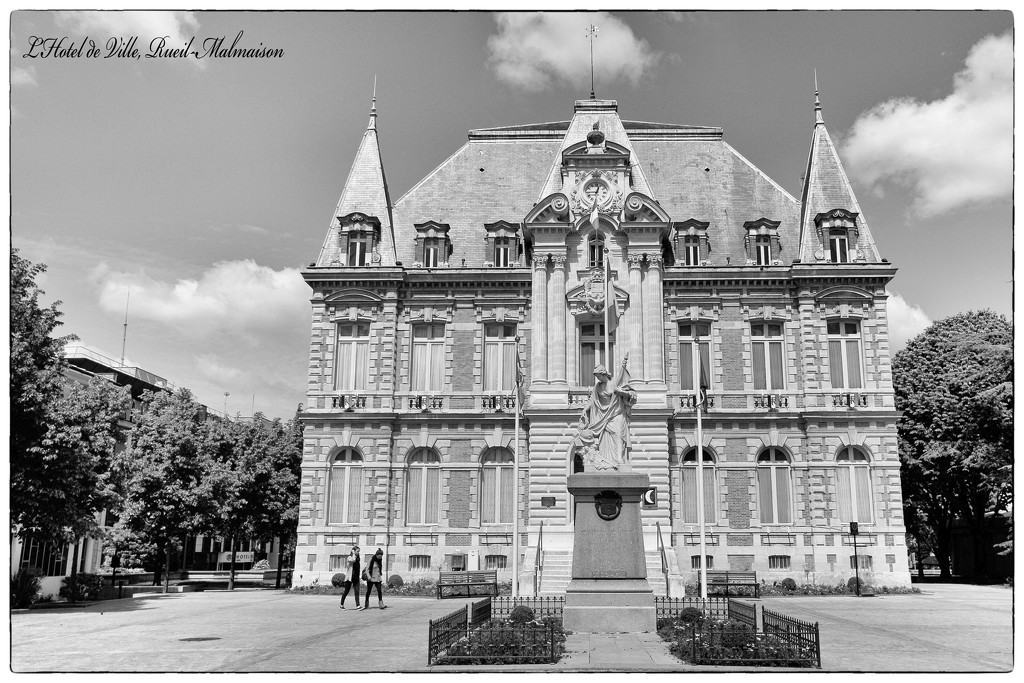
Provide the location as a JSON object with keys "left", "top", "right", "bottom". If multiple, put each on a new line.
{"left": 572, "top": 353, "right": 637, "bottom": 471}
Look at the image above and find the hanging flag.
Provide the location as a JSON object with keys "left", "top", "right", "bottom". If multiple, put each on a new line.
{"left": 514, "top": 344, "right": 526, "bottom": 407}
{"left": 696, "top": 335, "right": 709, "bottom": 408}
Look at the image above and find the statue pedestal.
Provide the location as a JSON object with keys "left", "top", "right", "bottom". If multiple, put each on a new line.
{"left": 563, "top": 472, "right": 656, "bottom": 633}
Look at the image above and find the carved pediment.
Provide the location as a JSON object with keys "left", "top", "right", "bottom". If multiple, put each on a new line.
{"left": 337, "top": 212, "right": 382, "bottom": 236}
{"left": 413, "top": 220, "right": 451, "bottom": 238}
{"left": 324, "top": 288, "right": 384, "bottom": 305}
{"left": 622, "top": 193, "right": 670, "bottom": 223}
{"left": 525, "top": 193, "right": 571, "bottom": 224}
{"left": 815, "top": 285, "right": 873, "bottom": 302}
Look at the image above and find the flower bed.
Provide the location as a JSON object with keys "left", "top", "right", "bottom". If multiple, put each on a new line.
{"left": 429, "top": 602, "right": 567, "bottom": 666}
{"left": 686, "top": 581, "right": 921, "bottom": 597}
{"left": 663, "top": 618, "right": 818, "bottom": 668}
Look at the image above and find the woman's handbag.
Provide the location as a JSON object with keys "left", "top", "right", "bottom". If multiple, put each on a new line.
{"left": 361, "top": 568, "right": 369, "bottom": 582}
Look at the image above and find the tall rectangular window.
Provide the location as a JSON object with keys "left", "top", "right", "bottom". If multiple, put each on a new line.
{"left": 679, "top": 322, "right": 711, "bottom": 391}
{"left": 828, "top": 320, "right": 863, "bottom": 389}
{"left": 829, "top": 231, "right": 849, "bottom": 263}
{"left": 484, "top": 323, "right": 517, "bottom": 391}
{"left": 579, "top": 323, "right": 613, "bottom": 385}
{"left": 755, "top": 237, "right": 772, "bottom": 265}
{"left": 681, "top": 467, "right": 717, "bottom": 524}
{"left": 690, "top": 555, "right": 714, "bottom": 569}
{"left": 751, "top": 323, "right": 785, "bottom": 390}
{"left": 494, "top": 237, "right": 513, "bottom": 267}
{"left": 335, "top": 322, "right": 370, "bottom": 391}
{"left": 411, "top": 324, "right": 445, "bottom": 391}
{"left": 347, "top": 232, "right": 371, "bottom": 266}
{"left": 406, "top": 466, "right": 441, "bottom": 524}
{"left": 683, "top": 237, "right": 700, "bottom": 266}
{"left": 424, "top": 239, "right": 442, "bottom": 267}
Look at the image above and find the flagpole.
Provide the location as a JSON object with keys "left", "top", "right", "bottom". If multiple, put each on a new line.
{"left": 599, "top": 213, "right": 610, "bottom": 366}
{"left": 695, "top": 333, "right": 707, "bottom": 600}
{"left": 512, "top": 336, "right": 522, "bottom": 598}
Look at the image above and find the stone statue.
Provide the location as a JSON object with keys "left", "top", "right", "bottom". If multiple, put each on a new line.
{"left": 572, "top": 353, "right": 637, "bottom": 471}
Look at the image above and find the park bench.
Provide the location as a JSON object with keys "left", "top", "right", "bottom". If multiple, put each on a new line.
{"left": 705, "top": 570, "right": 760, "bottom": 598}
{"left": 183, "top": 570, "right": 268, "bottom": 586}
{"left": 436, "top": 570, "right": 498, "bottom": 599}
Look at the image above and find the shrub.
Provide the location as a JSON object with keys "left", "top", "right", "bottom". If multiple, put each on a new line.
{"left": 330, "top": 573, "right": 347, "bottom": 588}
{"left": 59, "top": 573, "right": 104, "bottom": 602}
{"left": 780, "top": 577, "right": 797, "bottom": 591}
{"left": 11, "top": 568, "right": 42, "bottom": 608}
{"left": 386, "top": 574, "right": 404, "bottom": 589}
{"left": 847, "top": 576, "right": 864, "bottom": 591}
{"left": 509, "top": 605, "right": 536, "bottom": 624}
{"left": 253, "top": 559, "right": 270, "bottom": 571}
{"left": 679, "top": 607, "right": 705, "bottom": 624}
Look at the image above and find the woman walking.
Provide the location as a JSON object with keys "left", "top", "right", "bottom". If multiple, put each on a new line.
{"left": 363, "top": 548, "right": 387, "bottom": 610}
{"left": 340, "top": 546, "right": 363, "bottom": 610}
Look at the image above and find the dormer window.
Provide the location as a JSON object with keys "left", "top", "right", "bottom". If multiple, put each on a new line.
{"left": 755, "top": 237, "right": 772, "bottom": 266}
{"left": 336, "top": 213, "right": 382, "bottom": 267}
{"left": 484, "top": 221, "right": 521, "bottom": 268}
{"left": 829, "top": 230, "right": 849, "bottom": 263}
{"left": 814, "top": 209, "right": 860, "bottom": 263}
{"left": 413, "top": 221, "right": 452, "bottom": 268}
{"left": 672, "top": 219, "right": 711, "bottom": 267}
{"left": 743, "top": 218, "right": 782, "bottom": 266}
{"left": 348, "top": 231, "right": 372, "bottom": 266}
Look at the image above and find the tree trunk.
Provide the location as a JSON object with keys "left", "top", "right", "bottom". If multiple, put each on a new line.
{"left": 228, "top": 535, "right": 236, "bottom": 591}
{"left": 934, "top": 525, "right": 953, "bottom": 580}
{"left": 164, "top": 543, "right": 172, "bottom": 593}
{"left": 274, "top": 535, "right": 285, "bottom": 589}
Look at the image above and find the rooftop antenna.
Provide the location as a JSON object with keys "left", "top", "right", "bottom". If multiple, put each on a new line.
{"left": 586, "top": 24, "right": 599, "bottom": 99}
{"left": 119, "top": 285, "right": 131, "bottom": 366}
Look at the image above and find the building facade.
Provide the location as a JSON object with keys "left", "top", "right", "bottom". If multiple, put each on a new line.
{"left": 294, "top": 93, "right": 912, "bottom": 592}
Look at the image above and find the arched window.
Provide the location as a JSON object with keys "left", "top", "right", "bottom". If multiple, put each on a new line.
{"left": 587, "top": 232, "right": 605, "bottom": 269}
{"left": 327, "top": 448, "right": 363, "bottom": 524}
{"left": 673, "top": 447, "right": 717, "bottom": 524}
{"left": 406, "top": 448, "right": 441, "bottom": 524}
{"left": 836, "top": 447, "right": 873, "bottom": 523}
{"left": 480, "top": 447, "right": 514, "bottom": 524}
{"left": 756, "top": 447, "right": 792, "bottom": 524}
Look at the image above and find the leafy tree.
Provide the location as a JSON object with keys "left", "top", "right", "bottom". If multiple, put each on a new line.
{"left": 893, "top": 310, "right": 1012, "bottom": 580}
{"left": 38, "top": 378, "right": 133, "bottom": 575}
{"left": 10, "top": 248, "right": 77, "bottom": 544}
{"left": 113, "top": 388, "right": 219, "bottom": 592}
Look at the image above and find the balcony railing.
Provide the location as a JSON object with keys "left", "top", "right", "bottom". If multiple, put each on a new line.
{"left": 753, "top": 394, "right": 789, "bottom": 410}
{"left": 331, "top": 394, "right": 367, "bottom": 411}
{"left": 679, "top": 394, "right": 715, "bottom": 411}
{"left": 482, "top": 395, "right": 517, "bottom": 412}
{"left": 832, "top": 393, "right": 869, "bottom": 409}
{"left": 408, "top": 395, "right": 444, "bottom": 411}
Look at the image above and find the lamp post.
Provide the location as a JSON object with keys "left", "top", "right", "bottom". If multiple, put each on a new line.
{"left": 850, "top": 522, "right": 861, "bottom": 596}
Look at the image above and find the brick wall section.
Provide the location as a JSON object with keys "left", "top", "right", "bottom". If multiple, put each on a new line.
{"left": 727, "top": 555, "right": 755, "bottom": 571}
{"left": 726, "top": 470, "right": 751, "bottom": 528}
{"left": 727, "top": 533, "right": 753, "bottom": 546}
{"left": 447, "top": 534, "right": 471, "bottom": 545}
{"left": 449, "top": 440, "right": 473, "bottom": 463}
{"left": 447, "top": 471, "right": 471, "bottom": 527}
{"left": 721, "top": 328, "right": 745, "bottom": 391}
{"left": 451, "top": 330, "right": 477, "bottom": 390}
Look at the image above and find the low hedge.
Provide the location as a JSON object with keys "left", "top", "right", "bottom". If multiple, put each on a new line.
{"left": 60, "top": 573, "right": 104, "bottom": 602}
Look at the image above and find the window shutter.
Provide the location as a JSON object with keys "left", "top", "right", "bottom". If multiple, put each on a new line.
{"left": 753, "top": 343, "right": 767, "bottom": 390}
{"left": 679, "top": 341, "right": 694, "bottom": 391}
{"left": 407, "top": 468, "right": 423, "bottom": 524}
{"left": 500, "top": 467, "right": 514, "bottom": 523}
{"left": 702, "top": 468, "right": 717, "bottom": 523}
{"left": 776, "top": 467, "right": 792, "bottom": 524}
{"left": 829, "top": 340, "right": 844, "bottom": 388}
{"left": 481, "top": 467, "right": 496, "bottom": 524}
{"left": 769, "top": 342, "right": 785, "bottom": 390}
{"left": 425, "top": 468, "right": 440, "bottom": 524}
{"left": 854, "top": 466, "right": 873, "bottom": 523}
{"left": 681, "top": 468, "right": 697, "bottom": 523}
{"left": 328, "top": 466, "right": 347, "bottom": 524}
{"left": 836, "top": 467, "right": 853, "bottom": 523}
{"left": 846, "top": 339, "right": 863, "bottom": 389}
{"left": 757, "top": 468, "right": 774, "bottom": 523}
{"left": 346, "top": 467, "right": 362, "bottom": 523}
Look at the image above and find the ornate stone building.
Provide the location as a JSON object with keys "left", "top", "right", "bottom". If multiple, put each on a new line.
{"left": 294, "top": 92, "right": 912, "bottom": 592}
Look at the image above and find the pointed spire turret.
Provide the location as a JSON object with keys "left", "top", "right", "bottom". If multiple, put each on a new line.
{"left": 314, "top": 81, "right": 397, "bottom": 267}
{"left": 797, "top": 81, "right": 880, "bottom": 263}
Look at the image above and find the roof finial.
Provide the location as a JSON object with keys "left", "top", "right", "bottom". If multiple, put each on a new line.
{"left": 814, "top": 70, "right": 824, "bottom": 125}
{"left": 586, "top": 24, "right": 599, "bottom": 99}
{"left": 368, "top": 75, "right": 378, "bottom": 130}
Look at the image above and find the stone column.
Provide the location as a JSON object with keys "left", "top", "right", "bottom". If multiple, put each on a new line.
{"left": 627, "top": 253, "right": 645, "bottom": 381}
{"left": 532, "top": 254, "right": 549, "bottom": 382}
{"left": 549, "top": 254, "right": 567, "bottom": 384}
{"left": 642, "top": 254, "right": 665, "bottom": 382}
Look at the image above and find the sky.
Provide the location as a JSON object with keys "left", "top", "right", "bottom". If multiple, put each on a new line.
{"left": 8, "top": 8, "right": 1014, "bottom": 420}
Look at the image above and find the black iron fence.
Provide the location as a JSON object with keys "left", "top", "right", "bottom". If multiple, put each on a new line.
{"left": 435, "top": 620, "right": 559, "bottom": 665}
{"left": 655, "top": 596, "right": 729, "bottom": 621}
{"left": 728, "top": 599, "right": 758, "bottom": 628}
{"left": 762, "top": 606, "right": 821, "bottom": 668}
{"left": 684, "top": 622, "right": 820, "bottom": 668}
{"left": 427, "top": 605, "right": 468, "bottom": 665}
{"left": 491, "top": 596, "right": 564, "bottom": 619}
{"left": 469, "top": 597, "right": 491, "bottom": 629}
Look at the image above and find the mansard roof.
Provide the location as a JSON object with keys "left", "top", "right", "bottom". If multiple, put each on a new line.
{"left": 798, "top": 92, "right": 881, "bottom": 263}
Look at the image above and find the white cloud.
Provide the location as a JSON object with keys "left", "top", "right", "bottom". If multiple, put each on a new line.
{"left": 886, "top": 290, "right": 932, "bottom": 352}
{"left": 841, "top": 32, "right": 1012, "bottom": 218}
{"left": 487, "top": 12, "right": 659, "bottom": 92}
{"left": 93, "top": 259, "right": 309, "bottom": 336}
{"left": 12, "top": 66, "right": 37, "bottom": 87}
{"left": 55, "top": 10, "right": 199, "bottom": 45}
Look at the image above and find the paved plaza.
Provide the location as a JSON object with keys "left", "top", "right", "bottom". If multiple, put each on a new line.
{"left": 10, "top": 583, "right": 1012, "bottom": 673}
